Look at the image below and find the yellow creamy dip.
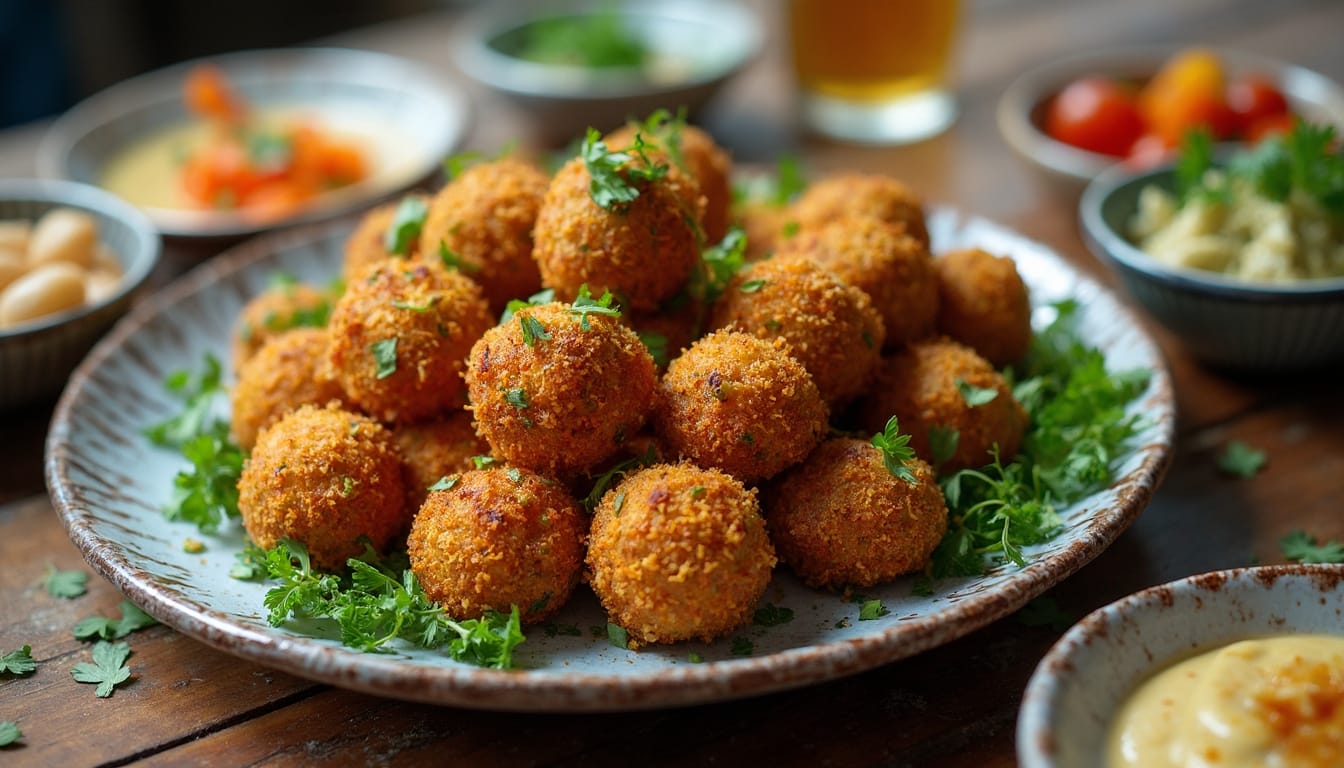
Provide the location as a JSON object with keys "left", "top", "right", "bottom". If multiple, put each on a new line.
{"left": 1108, "top": 635, "right": 1344, "bottom": 768}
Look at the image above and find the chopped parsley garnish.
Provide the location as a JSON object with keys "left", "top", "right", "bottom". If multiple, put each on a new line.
{"left": 144, "top": 354, "right": 225, "bottom": 448}
{"left": 428, "top": 475, "right": 460, "bottom": 492}
{"left": 691, "top": 227, "right": 748, "bottom": 304}
{"left": 582, "top": 444, "right": 657, "bottom": 511}
{"left": 505, "top": 387, "right": 530, "bottom": 410}
{"left": 45, "top": 566, "right": 88, "bottom": 599}
{"left": 858, "top": 599, "right": 889, "bottom": 621}
{"left": 230, "top": 543, "right": 268, "bottom": 581}
{"left": 70, "top": 641, "right": 132, "bottom": 698}
{"left": 501, "top": 289, "right": 557, "bottom": 323}
{"left": 390, "top": 296, "right": 439, "bottom": 313}
{"left": 0, "top": 721, "right": 20, "bottom": 747}
{"left": 1179, "top": 120, "right": 1344, "bottom": 216}
{"left": 568, "top": 284, "right": 622, "bottom": 329}
{"left": 688, "top": 652, "right": 704, "bottom": 663}
{"left": 752, "top": 603, "right": 795, "bottom": 627}
{"left": 1281, "top": 530, "right": 1344, "bottom": 564}
{"left": 739, "top": 279, "right": 767, "bottom": 294}
{"left": 258, "top": 539, "right": 524, "bottom": 669}
{"left": 731, "top": 636, "right": 754, "bottom": 656}
{"left": 611, "top": 492, "right": 626, "bottom": 517}
{"left": 73, "top": 600, "right": 158, "bottom": 641}
{"left": 955, "top": 378, "right": 999, "bottom": 407}
{"left": 1217, "top": 440, "right": 1266, "bottom": 478}
{"left": 438, "top": 240, "right": 480, "bottom": 274}
{"left": 1015, "top": 596, "right": 1073, "bottom": 632}
{"left": 925, "top": 300, "right": 1150, "bottom": 584}
{"left": 471, "top": 455, "right": 498, "bottom": 470}
{"left": 512, "top": 8, "right": 649, "bottom": 70}
{"left": 637, "top": 331, "right": 670, "bottom": 368}
{"left": 505, "top": 467, "right": 523, "bottom": 483}
{"left": 871, "top": 416, "right": 918, "bottom": 486}
{"left": 384, "top": 195, "right": 428, "bottom": 255}
{"left": 1175, "top": 128, "right": 1221, "bottom": 204}
{"left": 370, "top": 337, "right": 398, "bottom": 379}
{"left": 772, "top": 154, "right": 807, "bottom": 206}
{"left": 606, "top": 623, "right": 629, "bottom": 649}
{"left": 0, "top": 646, "right": 35, "bottom": 676}
{"left": 634, "top": 108, "right": 686, "bottom": 169}
{"left": 928, "top": 425, "right": 959, "bottom": 467}
{"left": 580, "top": 127, "right": 668, "bottom": 211}
{"left": 519, "top": 314, "right": 551, "bottom": 346}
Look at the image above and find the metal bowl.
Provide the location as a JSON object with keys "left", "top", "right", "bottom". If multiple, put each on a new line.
{"left": 0, "top": 179, "right": 159, "bottom": 409}
{"left": 998, "top": 45, "right": 1344, "bottom": 188}
{"left": 454, "top": 0, "right": 762, "bottom": 145}
{"left": 38, "top": 48, "right": 469, "bottom": 241}
{"left": 1080, "top": 161, "right": 1344, "bottom": 370}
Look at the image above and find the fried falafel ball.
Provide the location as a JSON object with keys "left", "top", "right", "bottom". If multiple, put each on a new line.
{"left": 466, "top": 301, "right": 657, "bottom": 478}
{"left": 790, "top": 172, "right": 930, "bottom": 248}
{"left": 341, "top": 197, "right": 423, "bottom": 286}
{"left": 408, "top": 467, "right": 586, "bottom": 625}
{"left": 238, "top": 403, "right": 405, "bottom": 571}
{"left": 327, "top": 262, "right": 492, "bottom": 423}
{"left": 653, "top": 330, "right": 828, "bottom": 484}
{"left": 710, "top": 254, "right": 885, "bottom": 408}
{"left": 232, "top": 280, "right": 334, "bottom": 368}
{"left": 935, "top": 247, "right": 1032, "bottom": 367}
{"left": 587, "top": 463, "right": 776, "bottom": 646}
{"left": 394, "top": 411, "right": 489, "bottom": 513}
{"left": 532, "top": 151, "right": 705, "bottom": 312}
{"left": 230, "top": 327, "right": 346, "bottom": 452}
{"left": 766, "top": 438, "right": 947, "bottom": 589}
{"left": 416, "top": 158, "right": 549, "bottom": 314}
{"left": 604, "top": 121, "right": 732, "bottom": 243}
{"left": 778, "top": 215, "right": 938, "bottom": 349}
{"left": 733, "top": 199, "right": 795, "bottom": 261}
{"left": 858, "top": 338, "right": 1027, "bottom": 472}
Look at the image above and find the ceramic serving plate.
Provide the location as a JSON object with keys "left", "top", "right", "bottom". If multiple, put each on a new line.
{"left": 1017, "top": 564, "right": 1344, "bottom": 768}
{"left": 45, "top": 208, "right": 1174, "bottom": 711}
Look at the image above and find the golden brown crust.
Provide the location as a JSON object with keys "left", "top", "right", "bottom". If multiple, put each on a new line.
{"left": 416, "top": 159, "right": 548, "bottom": 314}
{"left": 790, "top": 173, "right": 929, "bottom": 248}
{"left": 709, "top": 254, "right": 885, "bottom": 408}
{"left": 604, "top": 123, "right": 732, "bottom": 243}
{"left": 342, "top": 201, "right": 414, "bottom": 286}
{"left": 407, "top": 467, "right": 586, "bottom": 624}
{"left": 232, "top": 282, "right": 334, "bottom": 369}
{"left": 935, "top": 247, "right": 1032, "bottom": 367}
{"left": 586, "top": 463, "right": 775, "bottom": 645}
{"left": 766, "top": 438, "right": 947, "bottom": 589}
{"left": 653, "top": 330, "right": 828, "bottom": 484}
{"left": 732, "top": 199, "right": 794, "bottom": 261}
{"left": 326, "top": 261, "right": 491, "bottom": 423}
{"left": 779, "top": 216, "right": 938, "bottom": 349}
{"left": 465, "top": 302, "right": 657, "bottom": 478}
{"left": 393, "top": 411, "right": 489, "bottom": 513}
{"left": 532, "top": 156, "right": 703, "bottom": 312}
{"left": 858, "top": 338, "right": 1028, "bottom": 472}
{"left": 237, "top": 403, "right": 406, "bottom": 571}
{"left": 230, "top": 328, "right": 346, "bottom": 451}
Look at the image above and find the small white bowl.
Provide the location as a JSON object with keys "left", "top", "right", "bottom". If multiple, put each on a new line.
{"left": 0, "top": 179, "right": 160, "bottom": 409}
{"left": 1018, "top": 564, "right": 1344, "bottom": 768}
{"left": 998, "top": 45, "right": 1344, "bottom": 187}
{"left": 454, "top": 0, "right": 762, "bottom": 145}
{"left": 39, "top": 48, "right": 468, "bottom": 240}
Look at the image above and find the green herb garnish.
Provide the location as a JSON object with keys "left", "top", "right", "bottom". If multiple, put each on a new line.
{"left": 501, "top": 289, "right": 557, "bottom": 323}
{"left": 1181, "top": 120, "right": 1344, "bottom": 216}
{"left": 70, "top": 641, "right": 132, "bottom": 698}
{"left": 871, "top": 416, "right": 918, "bottom": 486}
{"left": 144, "top": 354, "right": 225, "bottom": 448}
{"left": 44, "top": 566, "right": 88, "bottom": 599}
{"left": 955, "top": 378, "right": 999, "bottom": 407}
{"left": 0, "top": 646, "right": 35, "bottom": 676}
{"left": 384, "top": 196, "right": 428, "bottom": 255}
{"left": 752, "top": 603, "right": 795, "bottom": 627}
{"left": 73, "top": 600, "right": 158, "bottom": 641}
{"left": 731, "top": 636, "right": 754, "bottom": 656}
{"left": 637, "top": 331, "right": 670, "bottom": 368}
{"left": 568, "top": 284, "right": 622, "bottom": 329}
{"left": 370, "top": 337, "right": 398, "bottom": 379}
{"left": 438, "top": 240, "right": 480, "bottom": 274}
{"left": 511, "top": 8, "right": 649, "bottom": 70}
{"left": 583, "top": 444, "right": 657, "bottom": 512}
{"left": 691, "top": 227, "right": 748, "bottom": 303}
{"left": 428, "top": 475, "right": 460, "bottom": 492}
{"left": 929, "top": 425, "right": 959, "bottom": 467}
{"left": 580, "top": 127, "right": 668, "bottom": 211}
{"left": 1281, "top": 530, "right": 1344, "bottom": 564}
{"left": 1218, "top": 440, "right": 1266, "bottom": 478}
{"left": 0, "top": 721, "right": 20, "bottom": 747}
{"left": 858, "top": 599, "right": 889, "bottom": 621}
{"left": 606, "top": 622, "right": 629, "bottom": 649}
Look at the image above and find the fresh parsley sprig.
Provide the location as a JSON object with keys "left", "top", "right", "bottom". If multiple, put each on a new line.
{"left": 1179, "top": 120, "right": 1344, "bottom": 216}
{"left": 144, "top": 354, "right": 225, "bottom": 448}
{"left": 581, "top": 127, "right": 669, "bottom": 211}
{"left": 70, "top": 641, "right": 132, "bottom": 698}
{"left": 258, "top": 539, "right": 525, "bottom": 669}
{"left": 383, "top": 195, "right": 428, "bottom": 255}
{"left": 690, "top": 226, "right": 748, "bottom": 304}
{"left": 568, "top": 284, "right": 622, "bottom": 329}
{"left": 871, "top": 417, "right": 918, "bottom": 487}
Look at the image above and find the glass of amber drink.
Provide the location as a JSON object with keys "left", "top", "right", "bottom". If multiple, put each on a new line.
{"left": 789, "top": 0, "right": 961, "bottom": 144}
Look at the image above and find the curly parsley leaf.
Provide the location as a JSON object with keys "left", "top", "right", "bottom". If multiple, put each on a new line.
{"left": 0, "top": 721, "right": 20, "bottom": 747}
{"left": 871, "top": 416, "right": 918, "bottom": 486}
{"left": 230, "top": 542, "right": 268, "bottom": 581}
{"left": 581, "top": 127, "right": 668, "bottom": 211}
{"left": 1281, "top": 530, "right": 1344, "bottom": 564}
{"left": 45, "top": 566, "right": 88, "bottom": 599}
{"left": 1185, "top": 120, "right": 1344, "bottom": 216}
{"left": 70, "top": 640, "right": 132, "bottom": 698}
{"left": 518, "top": 313, "right": 551, "bottom": 347}
{"left": 731, "top": 636, "right": 754, "bottom": 656}
{"left": 164, "top": 421, "right": 244, "bottom": 534}
{"left": 74, "top": 600, "right": 158, "bottom": 641}
{"left": 500, "top": 288, "right": 556, "bottom": 324}
{"left": 568, "top": 284, "right": 622, "bottom": 329}
{"left": 257, "top": 540, "right": 525, "bottom": 669}
{"left": 0, "top": 646, "right": 35, "bottom": 676}
{"left": 144, "top": 354, "right": 224, "bottom": 448}
{"left": 428, "top": 475, "right": 460, "bottom": 492}
{"left": 1217, "top": 440, "right": 1266, "bottom": 478}
{"left": 383, "top": 195, "right": 428, "bottom": 255}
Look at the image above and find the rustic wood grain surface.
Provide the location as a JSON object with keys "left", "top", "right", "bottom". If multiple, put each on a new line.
{"left": 2, "top": 0, "right": 1343, "bottom": 765}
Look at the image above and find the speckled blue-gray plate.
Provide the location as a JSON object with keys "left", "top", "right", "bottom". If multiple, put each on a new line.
{"left": 45, "top": 209, "right": 1175, "bottom": 711}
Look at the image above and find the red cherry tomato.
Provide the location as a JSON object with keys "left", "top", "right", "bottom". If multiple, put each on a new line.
{"left": 1245, "top": 112, "right": 1296, "bottom": 143}
{"left": 1045, "top": 77, "right": 1146, "bottom": 157}
{"left": 1227, "top": 73, "right": 1290, "bottom": 134}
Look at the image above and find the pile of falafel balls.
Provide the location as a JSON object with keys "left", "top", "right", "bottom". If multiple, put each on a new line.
{"left": 228, "top": 116, "right": 1033, "bottom": 649}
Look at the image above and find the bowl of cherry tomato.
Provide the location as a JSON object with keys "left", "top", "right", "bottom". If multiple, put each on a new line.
{"left": 998, "top": 45, "right": 1344, "bottom": 186}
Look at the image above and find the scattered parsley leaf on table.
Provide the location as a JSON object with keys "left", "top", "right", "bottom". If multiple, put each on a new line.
{"left": 70, "top": 641, "right": 132, "bottom": 698}
{"left": 0, "top": 646, "right": 36, "bottom": 676}
{"left": 73, "top": 600, "right": 158, "bottom": 641}
{"left": 1016, "top": 596, "right": 1073, "bottom": 632}
{"left": 44, "top": 565, "right": 88, "bottom": 599}
{"left": 0, "top": 721, "right": 21, "bottom": 747}
{"left": 1217, "top": 440, "right": 1266, "bottom": 478}
{"left": 1281, "top": 530, "right": 1344, "bottom": 564}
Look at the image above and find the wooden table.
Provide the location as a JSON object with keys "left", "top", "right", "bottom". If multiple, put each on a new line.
{"left": 3, "top": 1, "right": 1343, "bottom": 764}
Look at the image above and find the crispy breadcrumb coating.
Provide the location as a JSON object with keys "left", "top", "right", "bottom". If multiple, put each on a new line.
{"left": 935, "top": 247, "right": 1032, "bottom": 366}
{"left": 230, "top": 327, "right": 345, "bottom": 451}
{"left": 790, "top": 173, "right": 929, "bottom": 248}
{"left": 232, "top": 281, "right": 334, "bottom": 369}
{"left": 393, "top": 411, "right": 489, "bottom": 513}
